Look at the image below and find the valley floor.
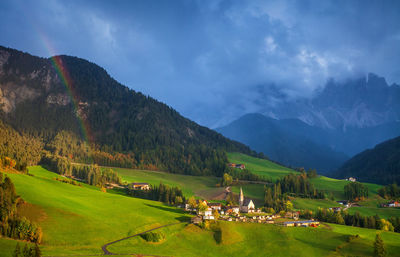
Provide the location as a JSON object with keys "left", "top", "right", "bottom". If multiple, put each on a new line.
{"left": 1, "top": 153, "right": 400, "bottom": 256}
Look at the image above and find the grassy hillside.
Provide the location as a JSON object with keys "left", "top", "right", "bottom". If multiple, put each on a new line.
{"left": 227, "top": 152, "right": 294, "bottom": 180}
{"left": 113, "top": 153, "right": 400, "bottom": 218}
{"left": 228, "top": 152, "right": 400, "bottom": 218}
{"left": 111, "top": 167, "right": 219, "bottom": 198}
{"left": 107, "top": 222, "right": 400, "bottom": 257}
{"left": 3, "top": 166, "right": 189, "bottom": 256}
{"left": 1, "top": 165, "right": 400, "bottom": 256}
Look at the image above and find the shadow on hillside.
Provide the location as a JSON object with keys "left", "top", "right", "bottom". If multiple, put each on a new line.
{"left": 144, "top": 203, "right": 185, "bottom": 214}
{"left": 144, "top": 203, "right": 190, "bottom": 222}
{"left": 296, "top": 234, "right": 348, "bottom": 253}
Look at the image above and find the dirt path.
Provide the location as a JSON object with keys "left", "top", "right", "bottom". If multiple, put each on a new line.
{"left": 101, "top": 222, "right": 184, "bottom": 256}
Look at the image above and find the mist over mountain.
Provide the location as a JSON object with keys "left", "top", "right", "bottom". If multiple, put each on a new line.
{"left": 262, "top": 73, "right": 400, "bottom": 131}
{"left": 218, "top": 74, "right": 400, "bottom": 172}
{"left": 216, "top": 113, "right": 348, "bottom": 172}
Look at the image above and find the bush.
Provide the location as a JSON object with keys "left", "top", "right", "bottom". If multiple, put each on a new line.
{"left": 140, "top": 232, "right": 165, "bottom": 242}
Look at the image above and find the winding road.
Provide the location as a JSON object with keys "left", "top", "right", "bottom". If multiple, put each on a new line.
{"left": 101, "top": 222, "right": 184, "bottom": 256}
{"left": 43, "top": 222, "right": 185, "bottom": 257}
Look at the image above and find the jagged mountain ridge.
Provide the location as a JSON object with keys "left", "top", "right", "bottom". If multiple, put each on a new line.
{"left": 263, "top": 73, "right": 400, "bottom": 130}
{"left": 0, "top": 45, "right": 256, "bottom": 176}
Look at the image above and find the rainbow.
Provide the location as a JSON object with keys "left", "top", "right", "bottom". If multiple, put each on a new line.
{"left": 49, "top": 55, "right": 93, "bottom": 145}
{"left": 21, "top": 4, "right": 94, "bottom": 147}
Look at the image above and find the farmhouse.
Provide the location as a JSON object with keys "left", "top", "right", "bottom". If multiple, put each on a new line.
{"left": 129, "top": 183, "right": 150, "bottom": 190}
{"left": 225, "top": 205, "right": 240, "bottom": 214}
{"left": 283, "top": 220, "right": 320, "bottom": 227}
{"left": 285, "top": 211, "right": 299, "bottom": 220}
{"left": 228, "top": 163, "right": 246, "bottom": 169}
{"left": 382, "top": 201, "right": 400, "bottom": 208}
{"left": 239, "top": 187, "right": 255, "bottom": 213}
{"left": 208, "top": 202, "right": 222, "bottom": 211}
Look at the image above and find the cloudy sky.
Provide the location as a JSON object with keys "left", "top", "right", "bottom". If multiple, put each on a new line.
{"left": 1, "top": 0, "right": 399, "bottom": 127}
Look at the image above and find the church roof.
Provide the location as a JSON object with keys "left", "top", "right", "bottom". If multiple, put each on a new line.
{"left": 243, "top": 199, "right": 254, "bottom": 206}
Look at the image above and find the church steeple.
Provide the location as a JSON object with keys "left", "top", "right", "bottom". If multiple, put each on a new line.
{"left": 239, "top": 187, "right": 244, "bottom": 207}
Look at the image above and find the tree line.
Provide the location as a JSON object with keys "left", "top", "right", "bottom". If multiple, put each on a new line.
{"left": 0, "top": 173, "right": 42, "bottom": 243}
{"left": 40, "top": 154, "right": 121, "bottom": 187}
{"left": 0, "top": 121, "right": 43, "bottom": 172}
{"left": 263, "top": 173, "right": 324, "bottom": 212}
{"left": 301, "top": 208, "right": 400, "bottom": 233}
{"left": 378, "top": 184, "right": 400, "bottom": 199}
{"left": 0, "top": 48, "right": 262, "bottom": 179}
{"left": 128, "top": 182, "right": 185, "bottom": 206}
{"left": 13, "top": 243, "right": 41, "bottom": 257}
{"left": 344, "top": 182, "right": 369, "bottom": 201}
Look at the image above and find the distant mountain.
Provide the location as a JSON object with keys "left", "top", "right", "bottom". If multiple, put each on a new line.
{"left": 217, "top": 113, "right": 400, "bottom": 173}
{"left": 0, "top": 46, "right": 256, "bottom": 176}
{"left": 333, "top": 136, "right": 400, "bottom": 185}
{"left": 216, "top": 113, "right": 349, "bottom": 172}
{"left": 217, "top": 73, "right": 400, "bottom": 172}
{"left": 263, "top": 73, "right": 400, "bottom": 131}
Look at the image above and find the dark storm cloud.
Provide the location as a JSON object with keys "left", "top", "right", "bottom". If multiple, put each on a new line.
{"left": 1, "top": 0, "right": 399, "bottom": 127}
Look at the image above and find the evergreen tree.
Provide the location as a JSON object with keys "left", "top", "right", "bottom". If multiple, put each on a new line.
{"left": 13, "top": 243, "right": 21, "bottom": 257}
{"left": 34, "top": 244, "right": 41, "bottom": 257}
{"left": 374, "top": 234, "right": 386, "bottom": 257}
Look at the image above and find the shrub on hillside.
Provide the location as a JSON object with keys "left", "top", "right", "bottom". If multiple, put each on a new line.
{"left": 140, "top": 231, "right": 165, "bottom": 242}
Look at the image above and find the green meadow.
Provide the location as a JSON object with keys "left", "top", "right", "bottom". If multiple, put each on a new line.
{"left": 3, "top": 166, "right": 190, "bottom": 256}
{"left": 1, "top": 153, "right": 400, "bottom": 256}
{"left": 228, "top": 152, "right": 400, "bottom": 218}
{"left": 110, "top": 167, "right": 219, "bottom": 198}
{"left": 227, "top": 152, "right": 294, "bottom": 180}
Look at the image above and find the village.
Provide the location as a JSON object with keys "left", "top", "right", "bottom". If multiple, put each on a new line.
{"left": 184, "top": 187, "right": 320, "bottom": 227}
{"left": 129, "top": 180, "right": 320, "bottom": 228}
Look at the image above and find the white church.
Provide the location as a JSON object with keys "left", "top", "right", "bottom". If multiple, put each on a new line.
{"left": 239, "top": 187, "right": 255, "bottom": 213}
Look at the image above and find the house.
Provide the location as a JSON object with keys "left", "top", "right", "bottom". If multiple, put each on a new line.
{"left": 225, "top": 205, "right": 240, "bottom": 214}
{"left": 285, "top": 211, "right": 299, "bottom": 220}
{"left": 228, "top": 163, "right": 245, "bottom": 169}
{"left": 383, "top": 201, "right": 400, "bottom": 208}
{"left": 208, "top": 202, "right": 222, "bottom": 211}
{"left": 198, "top": 208, "right": 213, "bottom": 217}
{"left": 239, "top": 187, "right": 255, "bottom": 213}
{"left": 329, "top": 207, "right": 342, "bottom": 212}
{"left": 130, "top": 183, "right": 150, "bottom": 190}
{"left": 191, "top": 216, "right": 202, "bottom": 224}
{"left": 236, "top": 164, "right": 245, "bottom": 169}
{"left": 283, "top": 220, "right": 320, "bottom": 227}
{"left": 336, "top": 200, "right": 349, "bottom": 207}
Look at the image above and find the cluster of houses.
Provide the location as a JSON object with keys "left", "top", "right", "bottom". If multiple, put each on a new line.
{"left": 345, "top": 177, "right": 357, "bottom": 182}
{"left": 129, "top": 182, "right": 150, "bottom": 190}
{"left": 282, "top": 220, "right": 320, "bottom": 227}
{"left": 187, "top": 187, "right": 256, "bottom": 221}
{"left": 381, "top": 200, "right": 400, "bottom": 208}
{"left": 129, "top": 182, "right": 320, "bottom": 228}
{"left": 228, "top": 163, "right": 246, "bottom": 169}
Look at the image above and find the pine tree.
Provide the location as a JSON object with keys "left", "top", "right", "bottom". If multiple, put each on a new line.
{"left": 13, "top": 243, "right": 21, "bottom": 257}
{"left": 374, "top": 234, "right": 386, "bottom": 257}
{"left": 23, "top": 244, "right": 29, "bottom": 257}
{"left": 34, "top": 244, "right": 41, "bottom": 257}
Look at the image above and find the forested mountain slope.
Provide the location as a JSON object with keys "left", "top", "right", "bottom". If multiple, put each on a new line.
{"left": 333, "top": 136, "right": 400, "bottom": 185}
{"left": 0, "top": 46, "right": 256, "bottom": 176}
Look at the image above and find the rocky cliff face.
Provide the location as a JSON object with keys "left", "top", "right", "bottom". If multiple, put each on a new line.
{"left": 263, "top": 73, "right": 400, "bottom": 131}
